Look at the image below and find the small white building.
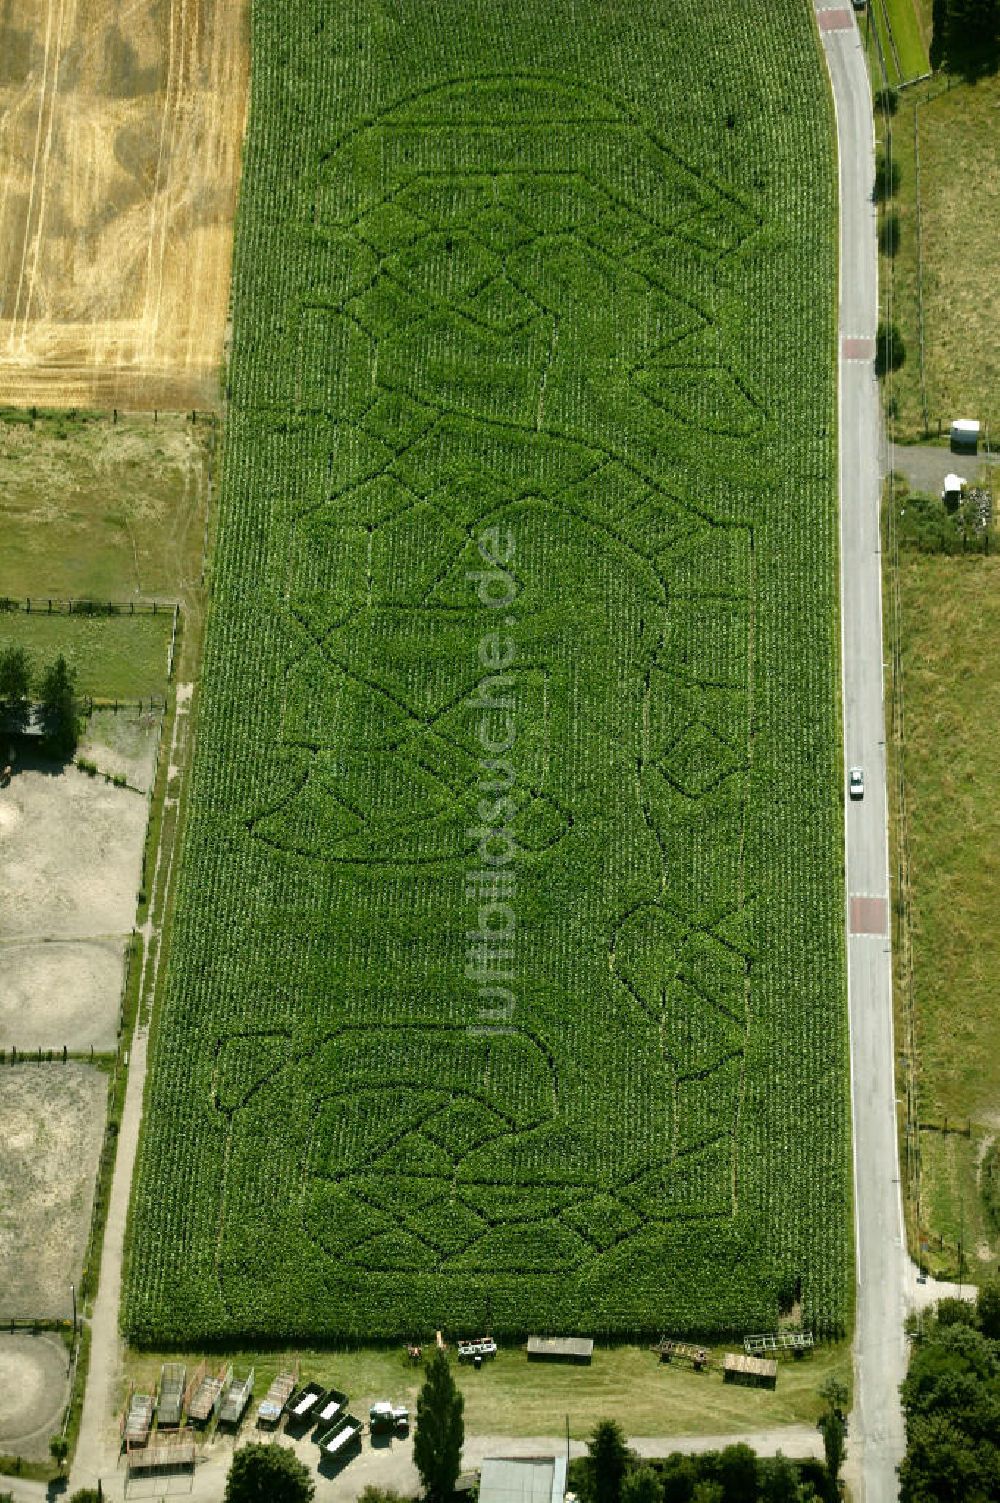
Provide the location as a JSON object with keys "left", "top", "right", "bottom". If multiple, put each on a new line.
{"left": 480, "top": 1456, "right": 568, "bottom": 1503}
{"left": 951, "top": 418, "right": 980, "bottom": 453}
{"left": 942, "top": 473, "right": 966, "bottom": 505}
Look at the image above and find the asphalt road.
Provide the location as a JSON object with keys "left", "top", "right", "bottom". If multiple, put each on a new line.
{"left": 815, "top": 8, "right": 908, "bottom": 1502}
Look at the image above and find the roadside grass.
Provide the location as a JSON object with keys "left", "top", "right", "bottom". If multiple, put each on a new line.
{"left": 883, "top": 0, "right": 930, "bottom": 78}
{"left": 0, "top": 410, "right": 213, "bottom": 602}
{"left": 871, "top": 0, "right": 901, "bottom": 86}
{"left": 879, "top": 75, "right": 1000, "bottom": 440}
{"left": 0, "top": 611, "right": 172, "bottom": 700}
{"left": 122, "top": 1341, "right": 852, "bottom": 1441}
{"left": 895, "top": 549, "right": 1000, "bottom": 1276}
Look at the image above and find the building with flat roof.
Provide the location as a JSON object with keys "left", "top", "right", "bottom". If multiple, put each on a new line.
{"left": 480, "top": 1456, "right": 568, "bottom": 1503}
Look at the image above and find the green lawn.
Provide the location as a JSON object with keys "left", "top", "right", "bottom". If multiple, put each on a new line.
{"left": 895, "top": 549, "right": 1000, "bottom": 1276}
{"left": 124, "top": 1341, "right": 852, "bottom": 1441}
{"left": 884, "top": 0, "right": 930, "bottom": 78}
{"left": 0, "top": 611, "right": 172, "bottom": 701}
{"left": 871, "top": 0, "right": 902, "bottom": 86}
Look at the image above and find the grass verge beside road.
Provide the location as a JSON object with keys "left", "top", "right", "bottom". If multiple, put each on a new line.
{"left": 123, "top": 1342, "right": 852, "bottom": 1441}
{"left": 878, "top": 72, "right": 1000, "bottom": 441}
{"left": 883, "top": 0, "right": 930, "bottom": 78}
{"left": 890, "top": 543, "right": 1000, "bottom": 1278}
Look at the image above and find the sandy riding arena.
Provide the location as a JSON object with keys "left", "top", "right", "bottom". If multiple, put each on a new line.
{"left": 0, "top": 1063, "right": 107, "bottom": 1321}
{"left": 0, "top": 1330, "right": 72, "bottom": 1461}
{"left": 0, "top": 754, "right": 150, "bottom": 1052}
{"left": 0, "top": 0, "right": 249, "bottom": 411}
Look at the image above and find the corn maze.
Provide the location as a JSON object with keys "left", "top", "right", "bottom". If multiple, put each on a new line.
{"left": 125, "top": 0, "right": 849, "bottom": 1342}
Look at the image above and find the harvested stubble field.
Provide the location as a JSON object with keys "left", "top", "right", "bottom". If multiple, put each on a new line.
{"left": 0, "top": 0, "right": 248, "bottom": 411}
{"left": 0, "top": 1063, "right": 107, "bottom": 1320}
{"left": 127, "top": 0, "right": 848, "bottom": 1343}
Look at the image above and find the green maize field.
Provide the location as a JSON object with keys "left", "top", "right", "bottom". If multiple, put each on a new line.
{"left": 125, "top": 0, "right": 849, "bottom": 1344}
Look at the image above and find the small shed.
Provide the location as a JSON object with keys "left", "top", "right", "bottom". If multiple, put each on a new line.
{"left": 527, "top": 1336, "right": 593, "bottom": 1364}
{"left": 723, "top": 1353, "right": 777, "bottom": 1389}
{"left": 480, "top": 1456, "right": 568, "bottom": 1503}
{"left": 951, "top": 419, "right": 981, "bottom": 453}
{"left": 942, "top": 473, "right": 966, "bottom": 508}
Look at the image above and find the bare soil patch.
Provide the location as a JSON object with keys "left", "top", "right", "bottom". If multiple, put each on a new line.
{"left": 0, "top": 1063, "right": 107, "bottom": 1320}
{"left": 0, "top": 757, "right": 148, "bottom": 1050}
{"left": 0, "top": 938, "right": 123, "bottom": 1053}
{"left": 80, "top": 707, "right": 162, "bottom": 794}
{"left": 0, "top": 1330, "right": 71, "bottom": 1461}
{"left": 0, "top": 0, "right": 249, "bottom": 411}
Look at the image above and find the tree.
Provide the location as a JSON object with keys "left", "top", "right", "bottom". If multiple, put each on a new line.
{"left": 935, "top": 0, "right": 1000, "bottom": 76}
{"left": 0, "top": 645, "right": 31, "bottom": 732}
{"left": 68, "top": 1493, "right": 102, "bottom": 1503}
{"left": 0, "top": 646, "right": 31, "bottom": 703}
{"left": 49, "top": 1433, "right": 69, "bottom": 1472}
{"left": 879, "top": 210, "right": 900, "bottom": 258}
{"left": 874, "top": 151, "right": 900, "bottom": 202}
{"left": 586, "top": 1420, "right": 630, "bottom": 1503}
{"left": 977, "top": 1275, "right": 1000, "bottom": 1337}
{"left": 875, "top": 321, "right": 906, "bottom": 377}
{"left": 359, "top": 1490, "right": 413, "bottom": 1503}
{"left": 931, "top": 0, "right": 949, "bottom": 65}
{"left": 661, "top": 1454, "right": 698, "bottom": 1503}
{"left": 224, "top": 1442, "right": 315, "bottom": 1503}
{"left": 817, "top": 1379, "right": 848, "bottom": 1497}
{"left": 38, "top": 653, "right": 78, "bottom": 756}
{"left": 690, "top": 1485, "right": 723, "bottom": 1503}
{"left": 718, "top": 1443, "right": 758, "bottom": 1502}
{"left": 622, "top": 1467, "right": 662, "bottom": 1503}
{"left": 935, "top": 1296, "right": 978, "bottom": 1328}
{"left": 413, "top": 1348, "right": 464, "bottom": 1501}
{"left": 763, "top": 1453, "right": 802, "bottom": 1503}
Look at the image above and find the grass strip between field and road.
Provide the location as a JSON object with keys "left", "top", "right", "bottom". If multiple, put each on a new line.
{"left": 883, "top": 0, "right": 930, "bottom": 79}
{"left": 122, "top": 1340, "right": 852, "bottom": 1443}
{"left": 884, "top": 489, "right": 1000, "bottom": 1281}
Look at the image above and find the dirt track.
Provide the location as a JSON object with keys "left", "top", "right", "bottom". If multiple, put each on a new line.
{"left": 0, "top": 0, "right": 249, "bottom": 411}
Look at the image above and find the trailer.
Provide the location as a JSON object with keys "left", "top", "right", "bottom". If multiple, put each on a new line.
{"left": 317, "top": 1414, "right": 363, "bottom": 1459}
{"left": 187, "top": 1363, "right": 231, "bottom": 1425}
{"left": 652, "top": 1338, "right": 710, "bottom": 1371}
{"left": 257, "top": 1369, "right": 297, "bottom": 1426}
{"left": 123, "top": 1388, "right": 155, "bottom": 1447}
{"left": 219, "top": 1368, "right": 254, "bottom": 1428}
{"left": 157, "top": 1363, "right": 186, "bottom": 1428}
{"left": 125, "top": 1436, "right": 195, "bottom": 1487}
{"left": 369, "top": 1401, "right": 410, "bottom": 1432}
{"left": 743, "top": 1331, "right": 814, "bottom": 1358}
{"left": 457, "top": 1337, "right": 497, "bottom": 1362}
{"left": 313, "top": 1387, "right": 349, "bottom": 1430}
